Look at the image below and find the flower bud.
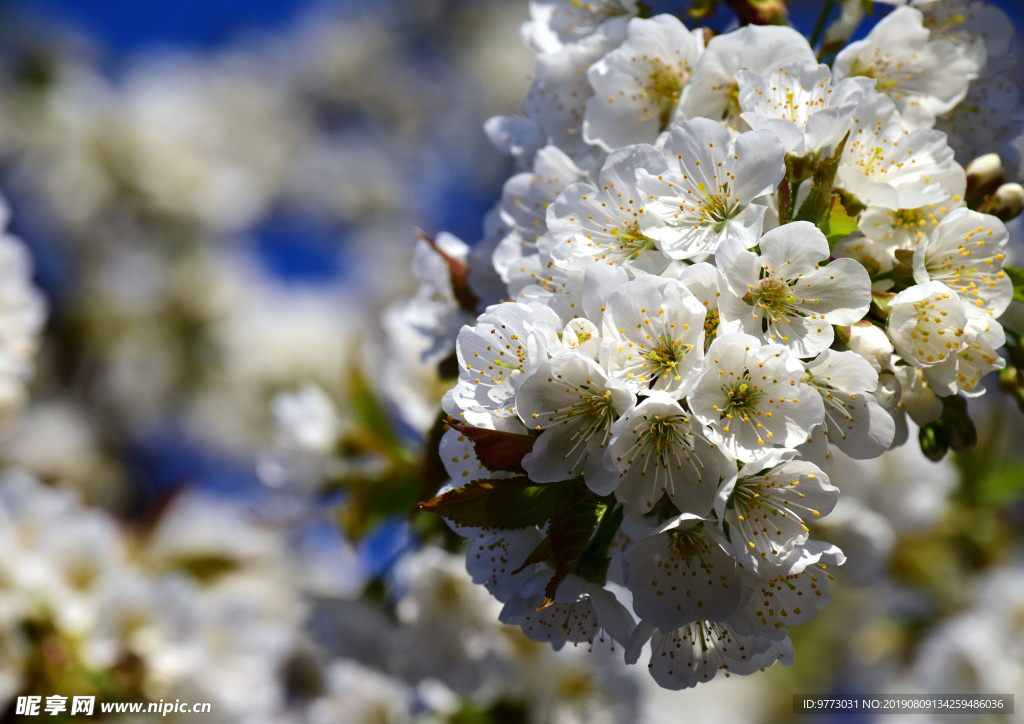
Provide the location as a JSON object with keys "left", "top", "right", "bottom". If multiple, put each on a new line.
{"left": 980, "top": 183, "right": 1024, "bottom": 222}
{"left": 965, "top": 154, "right": 1006, "bottom": 210}
{"left": 844, "top": 320, "right": 894, "bottom": 373}
{"left": 965, "top": 153, "right": 1004, "bottom": 188}
{"left": 999, "top": 365, "right": 1020, "bottom": 395}
{"left": 918, "top": 421, "right": 949, "bottom": 462}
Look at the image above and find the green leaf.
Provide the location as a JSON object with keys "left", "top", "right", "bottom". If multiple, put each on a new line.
{"left": 785, "top": 151, "right": 817, "bottom": 185}
{"left": 347, "top": 367, "right": 405, "bottom": 459}
{"left": 1004, "top": 266, "right": 1024, "bottom": 303}
{"left": 821, "top": 194, "right": 859, "bottom": 247}
{"left": 575, "top": 503, "right": 623, "bottom": 585}
{"left": 447, "top": 422, "right": 536, "bottom": 474}
{"left": 542, "top": 484, "right": 605, "bottom": 607}
{"left": 834, "top": 188, "right": 866, "bottom": 217}
{"left": 794, "top": 132, "right": 849, "bottom": 226}
{"left": 976, "top": 460, "right": 1024, "bottom": 507}
{"left": 919, "top": 396, "right": 977, "bottom": 462}
{"left": 419, "top": 476, "right": 570, "bottom": 530}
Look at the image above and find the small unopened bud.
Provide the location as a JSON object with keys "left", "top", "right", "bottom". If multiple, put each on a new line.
{"left": 999, "top": 366, "right": 1020, "bottom": 395}
{"left": 918, "top": 421, "right": 949, "bottom": 462}
{"left": 845, "top": 321, "right": 894, "bottom": 373}
{"left": 966, "top": 153, "right": 1007, "bottom": 209}
{"left": 690, "top": 0, "right": 719, "bottom": 20}
{"left": 966, "top": 152, "right": 1007, "bottom": 209}
{"left": 966, "top": 153, "right": 1004, "bottom": 185}
{"left": 981, "top": 183, "right": 1024, "bottom": 222}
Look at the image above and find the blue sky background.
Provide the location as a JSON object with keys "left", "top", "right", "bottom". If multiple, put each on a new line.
{"left": 10, "top": 0, "right": 1023, "bottom": 57}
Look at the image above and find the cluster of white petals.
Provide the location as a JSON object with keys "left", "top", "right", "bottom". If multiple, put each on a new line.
{"left": 406, "top": 0, "right": 1024, "bottom": 694}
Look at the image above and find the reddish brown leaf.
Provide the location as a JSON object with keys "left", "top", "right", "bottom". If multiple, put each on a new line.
{"left": 539, "top": 482, "right": 604, "bottom": 609}
{"left": 446, "top": 421, "right": 535, "bottom": 475}
{"left": 419, "top": 476, "right": 569, "bottom": 530}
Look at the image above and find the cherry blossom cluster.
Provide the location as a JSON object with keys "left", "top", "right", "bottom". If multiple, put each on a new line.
{"left": 410, "top": 0, "right": 1023, "bottom": 691}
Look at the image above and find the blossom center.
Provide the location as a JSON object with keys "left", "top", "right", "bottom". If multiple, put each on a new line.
{"left": 848, "top": 60, "right": 899, "bottom": 91}
{"left": 670, "top": 526, "right": 715, "bottom": 569}
{"left": 643, "top": 414, "right": 688, "bottom": 460}
{"left": 720, "top": 377, "right": 762, "bottom": 421}
{"left": 696, "top": 183, "right": 739, "bottom": 233}
{"left": 609, "top": 221, "right": 659, "bottom": 259}
{"left": 645, "top": 334, "right": 687, "bottom": 385}
{"left": 731, "top": 476, "right": 781, "bottom": 518}
{"left": 703, "top": 309, "right": 720, "bottom": 348}
{"left": 712, "top": 81, "right": 741, "bottom": 123}
{"left": 746, "top": 277, "right": 797, "bottom": 322}
{"left": 645, "top": 58, "right": 687, "bottom": 131}
{"left": 891, "top": 208, "right": 925, "bottom": 230}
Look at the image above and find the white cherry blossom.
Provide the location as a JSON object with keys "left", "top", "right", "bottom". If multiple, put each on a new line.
{"left": 583, "top": 14, "right": 704, "bottom": 151}
{"left": 462, "top": 525, "right": 550, "bottom": 603}
{"left": 739, "top": 542, "right": 844, "bottom": 630}
{"left": 522, "top": 21, "right": 627, "bottom": 161}
{"left": 439, "top": 426, "right": 519, "bottom": 485}
{"left": 500, "top": 573, "right": 635, "bottom": 650}
{"left": 836, "top": 92, "right": 956, "bottom": 210}
{"left": 636, "top": 118, "right": 785, "bottom": 259}
{"left": 887, "top": 281, "right": 968, "bottom": 369}
{"left": 516, "top": 351, "right": 636, "bottom": 488}
{"left": 712, "top": 451, "right": 839, "bottom": 573}
{"left": 834, "top": 6, "right": 981, "bottom": 130}
{"left": 687, "top": 333, "right": 825, "bottom": 462}
{"left": 737, "top": 60, "right": 875, "bottom": 155}
{"left": 921, "top": 315, "right": 1005, "bottom": 397}
{"left": 677, "top": 262, "right": 732, "bottom": 351}
{"left": 822, "top": 0, "right": 906, "bottom": 54}
{"left": 626, "top": 611, "right": 794, "bottom": 690}
{"left": 548, "top": 144, "right": 673, "bottom": 273}
{"left": 914, "top": 0, "right": 1015, "bottom": 72}
{"left": 507, "top": 233, "right": 578, "bottom": 310}
{"left": 802, "top": 349, "right": 896, "bottom": 460}
{"left": 0, "top": 230, "right": 47, "bottom": 420}
{"left": 857, "top": 163, "right": 966, "bottom": 252}
{"left": 716, "top": 221, "right": 872, "bottom": 358}
{"left": 600, "top": 276, "right": 706, "bottom": 397}
{"left": 493, "top": 145, "right": 587, "bottom": 282}
{"left": 624, "top": 515, "right": 742, "bottom": 632}
{"left": 607, "top": 393, "right": 724, "bottom": 520}
{"left": 844, "top": 321, "right": 896, "bottom": 373}
{"left": 522, "top": 0, "right": 638, "bottom": 53}
{"left": 935, "top": 75, "right": 1022, "bottom": 166}
{"left": 509, "top": 254, "right": 627, "bottom": 330}
{"left": 679, "top": 25, "right": 817, "bottom": 132}
{"left": 911, "top": 208, "right": 1012, "bottom": 320}
{"left": 561, "top": 317, "right": 602, "bottom": 358}
{"left": 448, "top": 302, "right": 562, "bottom": 424}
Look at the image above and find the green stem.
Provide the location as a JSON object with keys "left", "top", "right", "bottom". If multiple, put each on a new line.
{"left": 809, "top": 0, "right": 838, "bottom": 49}
{"left": 871, "top": 269, "right": 894, "bottom": 283}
